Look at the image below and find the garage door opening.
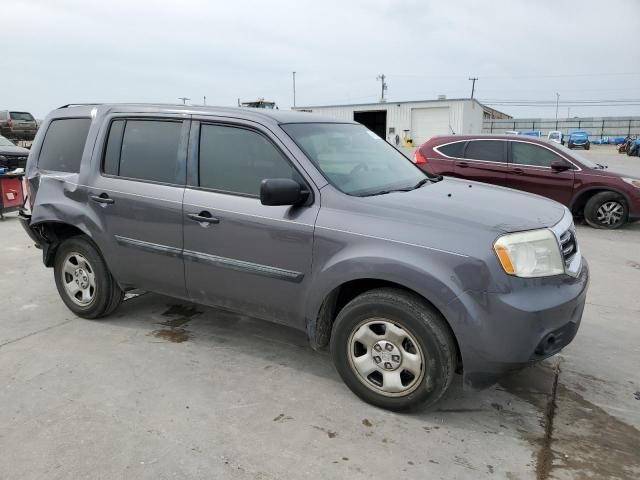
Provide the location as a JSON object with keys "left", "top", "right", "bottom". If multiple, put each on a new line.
{"left": 354, "top": 110, "right": 387, "bottom": 139}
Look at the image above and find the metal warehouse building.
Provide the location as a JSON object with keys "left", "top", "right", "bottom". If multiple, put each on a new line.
{"left": 294, "top": 98, "right": 511, "bottom": 146}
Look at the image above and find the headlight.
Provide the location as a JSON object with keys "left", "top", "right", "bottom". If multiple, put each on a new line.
{"left": 494, "top": 229, "right": 564, "bottom": 278}
{"left": 622, "top": 178, "right": 640, "bottom": 189}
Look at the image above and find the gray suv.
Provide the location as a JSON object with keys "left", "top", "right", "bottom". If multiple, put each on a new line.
{"left": 20, "top": 104, "right": 589, "bottom": 410}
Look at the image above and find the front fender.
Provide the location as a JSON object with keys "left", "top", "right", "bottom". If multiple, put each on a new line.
{"left": 304, "top": 235, "right": 493, "bottom": 349}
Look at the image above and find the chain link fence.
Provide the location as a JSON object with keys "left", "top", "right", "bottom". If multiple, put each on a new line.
{"left": 482, "top": 117, "right": 640, "bottom": 140}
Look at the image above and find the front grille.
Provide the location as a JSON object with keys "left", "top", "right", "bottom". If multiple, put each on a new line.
{"left": 560, "top": 229, "right": 577, "bottom": 267}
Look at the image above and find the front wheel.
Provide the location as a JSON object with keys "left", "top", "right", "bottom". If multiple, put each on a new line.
{"left": 53, "top": 236, "right": 123, "bottom": 318}
{"left": 330, "top": 288, "right": 457, "bottom": 411}
{"left": 584, "top": 192, "right": 628, "bottom": 229}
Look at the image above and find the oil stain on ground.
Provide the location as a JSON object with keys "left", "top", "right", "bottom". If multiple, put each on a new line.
{"left": 162, "top": 304, "right": 203, "bottom": 318}
{"left": 150, "top": 328, "right": 190, "bottom": 343}
{"left": 499, "top": 363, "right": 640, "bottom": 479}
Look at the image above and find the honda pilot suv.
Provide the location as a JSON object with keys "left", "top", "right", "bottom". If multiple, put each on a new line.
{"left": 21, "top": 104, "right": 589, "bottom": 411}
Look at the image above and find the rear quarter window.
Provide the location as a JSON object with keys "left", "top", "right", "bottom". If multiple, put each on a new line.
{"left": 436, "top": 141, "right": 466, "bottom": 158}
{"left": 38, "top": 118, "right": 92, "bottom": 173}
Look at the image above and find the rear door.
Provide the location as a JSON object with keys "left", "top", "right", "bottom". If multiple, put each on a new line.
{"left": 455, "top": 139, "right": 509, "bottom": 186}
{"left": 182, "top": 119, "right": 318, "bottom": 328}
{"left": 88, "top": 115, "right": 189, "bottom": 297}
{"left": 507, "top": 140, "right": 575, "bottom": 205}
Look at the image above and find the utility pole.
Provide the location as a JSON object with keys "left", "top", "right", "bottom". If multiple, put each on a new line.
{"left": 178, "top": 97, "right": 190, "bottom": 105}
{"left": 555, "top": 93, "right": 560, "bottom": 128}
{"left": 468, "top": 77, "right": 478, "bottom": 99}
{"left": 203, "top": 96, "right": 206, "bottom": 105}
{"left": 292, "top": 71, "right": 296, "bottom": 108}
{"left": 376, "top": 74, "right": 388, "bottom": 102}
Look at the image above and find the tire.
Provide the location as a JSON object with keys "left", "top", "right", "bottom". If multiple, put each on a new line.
{"left": 330, "top": 288, "right": 457, "bottom": 411}
{"left": 567, "top": 143, "right": 573, "bottom": 149}
{"left": 584, "top": 192, "right": 628, "bottom": 229}
{"left": 53, "top": 236, "right": 123, "bottom": 319}
{"left": 585, "top": 143, "right": 590, "bottom": 150}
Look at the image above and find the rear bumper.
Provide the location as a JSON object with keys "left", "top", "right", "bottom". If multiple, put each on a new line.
{"left": 448, "top": 258, "right": 589, "bottom": 389}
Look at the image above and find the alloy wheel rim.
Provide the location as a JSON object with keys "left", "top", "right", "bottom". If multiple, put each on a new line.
{"left": 596, "top": 201, "right": 624, "bottom": 225}
{"left": 61, "top": 252, "right": 96, "bottom": 306}
{"left": 347, "top": 319, "right": 425, "bottom": 397}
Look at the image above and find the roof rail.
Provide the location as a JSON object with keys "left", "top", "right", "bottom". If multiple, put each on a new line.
{"left": 57, "top": 103, "right": 101, "bottom": 109}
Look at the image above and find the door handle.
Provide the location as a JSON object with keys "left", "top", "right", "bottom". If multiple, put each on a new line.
{"left": 510, "top": 168, "right": 524, "bottom": 175}
{"left": 187, "top": 211, "right": 220, "bottom": 225}
{"left": 90, "top": 193, "right": 115, "bottom": 204}
{"left": 456, "top": 161, "right": 469, "bottom": 168}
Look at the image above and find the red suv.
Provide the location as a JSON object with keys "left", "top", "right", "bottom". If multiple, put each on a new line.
{"left": 415, "top": 135, "right": 640, "bottom": 229}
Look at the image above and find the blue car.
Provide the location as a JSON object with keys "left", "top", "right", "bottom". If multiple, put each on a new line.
{"left": 568, "top": 130, "right": 590, "bottom": 150}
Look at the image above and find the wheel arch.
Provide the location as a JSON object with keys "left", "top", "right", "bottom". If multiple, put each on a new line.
{"left": 308, "top": 277, "right": 463, "bottom": 373}
{"left": 570, "top": 186, "right": 631, "bottom": 216}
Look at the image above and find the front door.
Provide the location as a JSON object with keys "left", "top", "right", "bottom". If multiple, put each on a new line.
{"left": 182, "top": 120, "right": 318, "bottom": 328}
{"left": 88, "top": 116, "right": 189, "bottom": 297}
{"left": 507, "top": 140, "right": 575, "bottom": 206}
{"left": 455, "top": 139, "right": 509, "bottom": 186}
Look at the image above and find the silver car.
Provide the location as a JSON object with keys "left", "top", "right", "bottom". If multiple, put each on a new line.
{"left": 20, "top": 104, "right": 589, "bottom": 410}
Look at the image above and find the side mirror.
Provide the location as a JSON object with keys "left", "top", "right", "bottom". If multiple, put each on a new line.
{"left": 551, "top": 160, "right": 571, "bottom": 172}
{"left": 260, "top": 178, "right": 309, "bottom": 206}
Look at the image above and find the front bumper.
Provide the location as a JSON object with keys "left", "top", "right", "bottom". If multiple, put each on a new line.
{"left": 448, "top": 258, "right": 589, "bottom": 389}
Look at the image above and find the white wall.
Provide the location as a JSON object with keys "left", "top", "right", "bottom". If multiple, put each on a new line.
{"left": 295, "top": 99, "right": 481, "bottom": 144}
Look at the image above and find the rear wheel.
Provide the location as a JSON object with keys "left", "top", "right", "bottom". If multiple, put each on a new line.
{"left": 585, "top": 143, "right": 590, "bottom": 150}
{"left": 330, "top": 288, "right": 456, "bottom": 411}
{"left": 53, "top": 236, "right": 123, "bottom": 318}
{"left": 584, "top": 192, "right": 628, "bottom": 229}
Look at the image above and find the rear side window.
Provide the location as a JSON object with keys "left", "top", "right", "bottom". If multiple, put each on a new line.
{"left": 199, "top": 124, "right": 300, "bottom": 196}
{"left": 102, "top": 119, "right": 183, "bottom": 184}
{"left": 10, "top": 112, "right": 35, "bottom": 121}
{"left": 0, "top": 111, "right": 8, "bottom": 120}
{"left": 38, "top": 118, "right": 91, "bottom": 173}
{"left": 436, "top": 141, "right": 466, "bottom": 158}
{"left": 464, "top": 140, "right": 505, "bottom": 162}
{"left": 512, "top": 142, "right": 565, "bottom": 167}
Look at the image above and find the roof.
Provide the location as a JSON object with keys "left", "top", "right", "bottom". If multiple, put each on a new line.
{"left": 52, "top": 103, "right": 347, "bottom": 125}
{"left": 294, "top": 98, "right": 484, "bottom": 110}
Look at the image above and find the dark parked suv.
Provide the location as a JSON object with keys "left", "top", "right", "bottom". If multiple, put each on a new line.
{"left": 415, "top": 135, "right": 640, "bottom": 229}
{"left": 21, "top": 104, "right": 589, "bottom": 410}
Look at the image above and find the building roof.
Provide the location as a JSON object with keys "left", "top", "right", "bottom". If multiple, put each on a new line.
{"left": 294, "top": 97, "right": 484, "bottom": 109}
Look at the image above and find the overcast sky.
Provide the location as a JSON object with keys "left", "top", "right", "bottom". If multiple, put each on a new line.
{"left": 4, "top": 0, "right": 639, "bottom": 119}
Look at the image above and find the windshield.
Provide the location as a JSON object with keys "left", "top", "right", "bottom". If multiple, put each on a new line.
{"left": 0, "top": 136, "right": 15, "bottom": 147}
{"left": 282, "top": 123, "right": 427, "bottom": 196}
{"left": 555, "top": 144, "right": 600, "bottom": 168}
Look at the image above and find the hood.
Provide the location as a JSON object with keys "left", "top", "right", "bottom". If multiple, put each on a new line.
{"left": 570, "top": 132, "right": 588, "bottom": 140}
{"left": 0, "top": 145, "right": 30, "bottom": 155}
{"left": 362, "top": 177, "right": 567, "bottom": 234}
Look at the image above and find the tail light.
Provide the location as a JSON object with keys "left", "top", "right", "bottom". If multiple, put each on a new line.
{"left": 413, "top": 149, "right": 428, "bottom": 165}
{"left": 5, "top": 119, "right": 12, "bottom": 128}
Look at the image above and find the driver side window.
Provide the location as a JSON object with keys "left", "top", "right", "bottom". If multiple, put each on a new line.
{"left": 199, "top": 124, "right": 302, "bottom": 196}
{"left": 512, "top": 142, "right": 568, "bottom": 168}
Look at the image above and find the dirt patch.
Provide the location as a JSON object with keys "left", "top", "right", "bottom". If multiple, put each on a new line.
{"left": 361, "top": 418, "right": 372, "bottom": 427}
{"left": 150, "top": 328, "right": 190, "bottom": 343}
{"left": 312, "top": 425, "right": 337, "bottom": 438}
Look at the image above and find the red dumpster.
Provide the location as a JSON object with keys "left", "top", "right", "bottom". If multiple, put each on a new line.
{"left": 0, "top": 173, "right": 25, "bottom": 220}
